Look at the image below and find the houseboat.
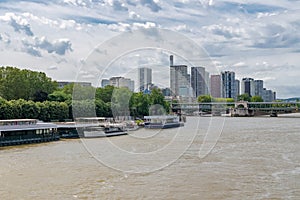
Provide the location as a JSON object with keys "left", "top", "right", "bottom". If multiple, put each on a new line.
{"left": 0, "top": 119, "right": 59, "bottom": 147}
{"left": 144, "top": 115, "right": 184, "bottom": 129}
{"left": 60, "top": 117, "right": 128, "bottom": 138}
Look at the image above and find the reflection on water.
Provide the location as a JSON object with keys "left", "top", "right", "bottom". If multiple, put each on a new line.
{"left": 0, "top": 117, "right": 299, "bottom": 199}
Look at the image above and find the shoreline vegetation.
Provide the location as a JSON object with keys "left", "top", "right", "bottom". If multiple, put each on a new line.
{"left": 0, "top": 66, "right": 170, "bottom": 122}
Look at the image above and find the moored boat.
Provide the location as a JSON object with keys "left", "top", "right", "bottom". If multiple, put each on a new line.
{"left": 0, "top": 119, "right": 59, "bottom": 147}
{"left": 144, "top": 115, "right": 184, "bottom": 129}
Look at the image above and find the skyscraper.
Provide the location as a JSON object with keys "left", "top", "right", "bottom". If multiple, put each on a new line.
{"left": 241, "top": 78, "right": 255, "bottom": 97}
{"left": 170, "top": 65, "right": 190, "bottom": 96}
{"left": 210, "top": 75, "right": 221, "bottom": 98}
{"left": 138, "top": 67, "right": 152, "bottom": 92}
{"left": 221, "top": 71, "right": 236, "bottom": 99}
{"left": 191, "top": 67, "right": 207, "bottom": 97}
{"left": 254, "top": 80, "right": 264, "bottom": 97}
{"left": 235, "top": 79, "right": 240, "bottom": 99}
{"left": 169, "top": 55, "right": 190, "bottom": 97}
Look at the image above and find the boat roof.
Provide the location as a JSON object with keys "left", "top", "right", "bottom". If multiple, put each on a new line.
{"left": 0, "top": 122, "right": 57, "bottom": 132}
{"left": 76, "top": 117, "right": 107, "bottom": 120}
{"left": 144, "top": 115, "right": 178, "bottom": 119}
{"left": 0, "top": 119, "right": 37, "bottom": 122}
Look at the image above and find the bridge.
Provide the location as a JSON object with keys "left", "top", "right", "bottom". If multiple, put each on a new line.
{"left": 171, "top": 102, "right": 300, "bottom": 117}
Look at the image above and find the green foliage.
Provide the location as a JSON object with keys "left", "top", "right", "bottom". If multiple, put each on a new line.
{"left": 149, "top": 88, "right": 170, "bottom": 114}
{"left": 48, "top": 90, "right": 72, "bottom": 102}
{"left": 111, "top": 87, "right": 132, "bottom": 117}
{"left": 197, "top": 95, "right": 213, "bottom": 102}
{"left": 0, "top": 99, "right": 68, "bottom": 121}
{"left": 237, "top": 93, "right": 251, "bottom": 102}
{"left": 251, "top": 95, "right": 264, "bottom": 102}
{"left": 214, "top": 98, "right": 235, "bottom": 102}
{"left": 96, "top": 85, "right": 115, "bottom": 103}
{"left": 0, "top": 66, "right": 57, "bottom": 100}
{"left": 95, "top": 99, "right": 112, "bottom": 118}
{"left": 73, "top": 84, "right": 96, "bottom": 101}
{"left": 130, "top": 92, "right": 150, "bottom": 118}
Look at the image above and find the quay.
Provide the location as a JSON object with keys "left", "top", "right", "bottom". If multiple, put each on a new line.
{"left": 172, "top": 102, "right": 300, "bottom": 117}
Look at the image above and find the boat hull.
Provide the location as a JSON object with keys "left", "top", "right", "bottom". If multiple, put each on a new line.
{"left": 144, "top": 122, "right": 183, "bottom": 129}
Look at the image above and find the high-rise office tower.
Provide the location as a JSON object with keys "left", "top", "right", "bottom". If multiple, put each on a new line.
{"left": 138, "top": 67, "right": 152, "bottom": 92}
{"left": 254, "top": 80, "right": 264, "bottom": 97}
{"left": 170, "top": 55, "right": 190, "bottom": 97}
{"left": 191, "top": 67, "right": 207, "bottom": 97}
{"left": 210, "top": 75, "right": 221, "bottom": 98}
{"left": 170, "top": 65, "right": 190, "bottom": 96}
{"left": 221, "top": 71, "right": 236, "bottom": 99}
{"left": 235, "top": 79, "right": 240, "bottom": 99}
{"left": 241, "top": 78, "right": 255, "bottom": 97}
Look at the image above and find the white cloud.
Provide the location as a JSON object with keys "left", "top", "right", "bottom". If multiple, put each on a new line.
{"left": 22, "top": 36, "right": 72, "bottom": 56}
{"left": 0, "top": 12, "right": 34, "bottom": 36}
{"left": 129, "top": 11, "right": 140, "bottom": 20}
{"left": 0, "top": 0, "right": 299, "bottom": 97}
{"left": 233, "top": 62, "right": 246, "bottom": 67}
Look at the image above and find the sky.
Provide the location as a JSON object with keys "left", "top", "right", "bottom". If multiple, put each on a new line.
{"left": 0, "top": 0, "right": 299, "bottom": 98}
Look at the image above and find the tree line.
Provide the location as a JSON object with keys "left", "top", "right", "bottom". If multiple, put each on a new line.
{"left": 0, "top": 66, "right": 170, "bottom": 121}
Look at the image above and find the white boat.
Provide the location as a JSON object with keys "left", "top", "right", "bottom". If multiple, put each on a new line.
{"left": 144, "top": 115, "right": 184, "bottom": 129}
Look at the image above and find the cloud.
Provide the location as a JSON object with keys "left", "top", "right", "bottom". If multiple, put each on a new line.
{"left": 47, "top": 65, "right": 58, "bottom": 70}
{"left": 140, "top": 0, "right": 162, "bottom": 12}
{"left": 203, "top": 24, "right": 246, "bottom": 39}
{"left": 111, "top": 1, "right": 129, "bottom": 11}
{"left": 233, "top": 62, "right": 246, "bottom": 67}
{"left": 22, "top": 45, "right": 42, "bottom": 57}
{"left": 250, "top": 23, "right": 300, "bottom": 49}
{"left": 0, "top": 12, "right": 34, "bottom": 36}
{"left": 22, "top": 36, "right": 72, "bottom": 56}
{"left": 129, "top": 11, "right": 140, "bottom": 20}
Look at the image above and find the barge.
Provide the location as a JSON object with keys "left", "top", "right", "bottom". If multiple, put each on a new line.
{"left": 0, "top": 119, "right": 59, "bottom": 147}
{"left": 144, "top": 115, "right": 184, "bottom": 129}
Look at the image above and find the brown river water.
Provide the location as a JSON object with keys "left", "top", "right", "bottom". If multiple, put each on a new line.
{"left": 0, "top": 116, "right": 299, "bottom": 199}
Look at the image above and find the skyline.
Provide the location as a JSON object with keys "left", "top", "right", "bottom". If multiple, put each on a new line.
{"left": 0, "top": 0, "right": 299, "bottom": 98}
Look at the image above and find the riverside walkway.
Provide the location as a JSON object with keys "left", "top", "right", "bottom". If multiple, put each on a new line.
{"left": 172, "top": 102, "right": 300, "bottom": 116}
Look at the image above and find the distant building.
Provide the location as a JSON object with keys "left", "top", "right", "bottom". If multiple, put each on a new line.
{"left": 254, "top": 80, "right": 264, "bottom": 97}
{"left": 221, "top": 71, "right": 236, "bottom": 99}
{"left": 262, "top": 88, "right": 276, "bottom": 102}
{"left": 205, "top": 71, "right": 210, "bottom": 95}
{"left": 57, "top": 81, "right": 92, "bottom": 88}
{"left": 138, "top": 67, "right": 152, "bottom": 92}
{"left": 210, "top": 75, "right": 221, "bottom": 98}
{"left": 101, "top": 79, "right": 110, "bottom": 88}
{"left": 235, "top": 79, "right": 240, "bottom": 98}
{"left": 191, "top": 67, "right": 207, "bottom": 98}
{"left": 170, "top": 55, "right": 190, "bottom": 97}
{"left": 109, "top": 76, "right": 135, "bottom": 92}
{"left": 241, "top": 78, "right": 255, "bottom": 97}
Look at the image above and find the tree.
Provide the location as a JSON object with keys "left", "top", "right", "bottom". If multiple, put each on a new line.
{"left": 111, "top": 87, "right": 132, "bottom": 117}
{"left": 149, "top": 88, "right": 170, "bottom": 114}
{"left": 251, "top": 95, "right": 264, "bottom": 102}
{"left": 237, "top": 94, "right": 251, "bottom": 102}
{"left": 96, "top": 85, "right": 115, "bottom": 103}
{"left": 0, "top": 66, "right": 57, "bottom": 100}
{"left": 130, "top": 92, "right": 150, "bottom": 118}
{"left": 198, "top": 95, "right": 213, "bottom": 103}
{"left": 48, "top": 90, "right": 71, "bottom": 102}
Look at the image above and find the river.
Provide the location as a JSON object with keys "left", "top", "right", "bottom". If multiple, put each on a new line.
{"left": 0, "top": 116, "right": 299, "bottom": 199}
